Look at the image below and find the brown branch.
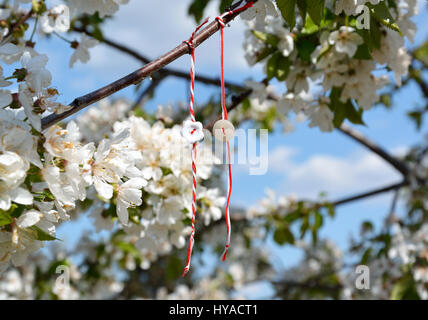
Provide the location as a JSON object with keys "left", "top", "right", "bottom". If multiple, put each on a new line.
{"left": 337, "top": 124, "right": 409, "bottom": 177}
{"left": 204, "top": 182, "right": 407, "bottom": 232}
{"left": 204, "top": 89, "right": 252, "bottom": 130}
{"left": 4, "top": 9, "right": 34, "bottom": 40}
{"left": 40, "top": 4, "right": 257, "bottom": 130}
{"left": 331, "top": 181, "right": 407, "bottom": 207}
{"left": 72, "top": 26, "right": 245, "bottom": 91}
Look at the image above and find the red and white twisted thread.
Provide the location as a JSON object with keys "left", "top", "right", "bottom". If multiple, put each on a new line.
{"left": 182, "top": 17, "right": 209, "bottom": 277}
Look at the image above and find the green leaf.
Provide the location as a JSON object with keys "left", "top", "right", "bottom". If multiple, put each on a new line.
{"left": 296, "top": 0, "right": 307, "bottom": 25}
{"left": 369, "top": 1, "right": 402, "bottom": 35}
{"left": 188, "top": 0, "right": 210, "bottom": 23}
{"left": 273, "top": 226, "right": 295, "bottom": 245}
{"left": 370, "top": 19, "right": 382, "bottom": 50}
{"left": 361, "top": 248, "right": 372, "bottom": 265}
{"left": 266, "top": 53, "right": 279, "bottom": 80}
{"left": 0, "top": 211, "right": 13, "bottom": 227}
{"left": 380, "top": 94, "right": 391, "bottom": 108}
{"left": 414, "top": 41, "right": 428, "bottom": 68}
{"left": 313, "top": 211, "right": 323, "bottom": 230}
{"left": 353, "top": 44, "right": 372, "bottom": 60}
{"left": 0, "top": 204, "right": 26, "bottom": 226}
{"left": 91, "top": 26, "right": 104, "bottom": 41}
{"left": 329, "top": 87, "right": 348, "bottom": 127}
{"left": 267, "top": 52, "right": 291, "bottom": 80}
{"left": 251, "top": 30, "right": 280, "bottom": 63}
{"left": 242, "top": 98, "right": 251, "bottom": 111}
{"left": 276, "top": 0, "right": 297, "bottom": 30}
{"left": 346, "top": 103, "right": 365, "bottom": 125}
{"left": 32, "top": 0, "right": 47, "bottom": 14}
{"left": 312, "top": 229, "right": 318, "bottom": 245}
{"left": 300, "top": 216, "right": 309, "bottom": 239}
{"left": 302, "top": 15, "right": 320, "bottom": 34}
{"left": 407, "top": 111, "right": 423, "bottom": 130}
{"left": 116, "top": 241, "right": 140, "bottom": 258}
{"left": 390, "top": 275, "right": 420, "bottom": 300}
{"left": 251, "top": 30, "right": 280, "bottom": 47}
{"left": 325, "top": 203, "right": 335, "bottom": 218}
{"left": 329, "top": 87, "right": 365, "bottom": 127}
{"left": 306, "top": 0, "right": 325, "bottom": 26}
{"left": 182, "top": 217, "right": 192, "bottom": 226}
{"left": 284, "top": 210, "right": 301, "bottom": 223}
{"left": 296, "top": 35, "right": 317, "bottom": 62}
{"left": 356, "top": 18, "right": 382, "bottom": 53}
{"left": 219, "top": 0, "right": 233, "bottom": 13}
{"left": 276, "top": 56, "right": 292, "bottom": 81}
{"left": 361, "top": 221, "right": 374, "bottom": 234}
{"left": 369, "top": 1, "right": 394, "bottom": 21}
{"left": 31, "top": 226, "right": 57, "bottom": 241}
{"left": 256, "top": 46, "right": 277, "bottom": 63}
{"left": 166, "top": 255, "right": 183, "bottom": 280}
{"left": 160, "top": 166, "right": 173, "bottom": 176}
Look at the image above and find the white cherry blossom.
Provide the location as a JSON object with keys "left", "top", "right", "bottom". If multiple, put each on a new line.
{"left": 40, "top": 5, "right": 70, "bottom": 34}
{"left": 116, "top": 177, "right": 147, "bottom": 226}
{"left": 328, "top": 26, "right": 364, "bottom": 58}
{"left": 20, "top": 52, "right": 52, "bottom": 93}
{"left": 240, "top": 0, "right": 278, "bottom": 29}
{"left": 69, "top": 34, "right": 98, "bottom": 68}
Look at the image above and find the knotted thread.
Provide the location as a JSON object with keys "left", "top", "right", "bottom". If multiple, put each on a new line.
{"left": 182, "top": 17, "right": 210, "bottom": 277}
{"left": 216, "top": 1, "right": 254, "bottom": 262}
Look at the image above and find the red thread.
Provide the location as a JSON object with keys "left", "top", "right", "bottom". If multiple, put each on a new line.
{"left": 215, "top": 4, "right": 253, "bottom": 261}
{"left": 182, "top": 18, "right": 209, "bottom": 278}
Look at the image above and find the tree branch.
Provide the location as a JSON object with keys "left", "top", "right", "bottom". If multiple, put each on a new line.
{"left": 331, "top": 181, "right": 407, "bottom": 207}
{"left": 41, "top": 5, "right": 256, "bottom": 131}
{"left": 41, "top": 4, "right": 256, "bottom": 130}
{"left": 72, "top": 27, "right": 245, "bottom": 91}
{"left": 204, "top": 89, "right": 252, "bottom": 130}
{"left": 3, "top": 9, "right": 33, "bottom": 41}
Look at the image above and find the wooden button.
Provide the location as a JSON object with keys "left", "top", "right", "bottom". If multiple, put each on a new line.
{"left": 213, "top": 119, "right": 235, "bottom": 142}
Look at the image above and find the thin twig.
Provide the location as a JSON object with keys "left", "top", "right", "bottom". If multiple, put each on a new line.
{"left": 204, "top": 89, "right": 252, "bottom": 130}
{"left": 40, "top": 5, "right": 257, "bottom": 130}
{"left": 132, "top": 73, "right": 167, "bottom": 110}
{"left": 331, "top": 181, "right": 407, "bottom": 207}
{"left": 383, "top": 187, "right": 401, "bottom": 231}
{"left": 72, "top": 26, "right": 245, "bottom": 91}
{"left": 2, "top": 9, "right": 33, "bottom": 42}
{"left": 206, "top": 181, "right": 408, "bottom": 230}
{"left": 338, "top": 124, "right": 410, "bottom": 176}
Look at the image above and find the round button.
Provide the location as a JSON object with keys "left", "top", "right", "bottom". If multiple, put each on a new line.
{"left": 213, "top": 119, "right": 235, "bottom": 142}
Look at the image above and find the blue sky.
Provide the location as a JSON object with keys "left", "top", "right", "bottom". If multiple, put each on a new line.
{"left": 10, "top": 0, "right": 427, "bottom": 296}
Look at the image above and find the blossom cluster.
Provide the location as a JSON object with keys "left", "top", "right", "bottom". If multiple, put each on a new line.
{"left": 240, "top": 0, "right": 417, "bottom": 132}
{"left": 0, "top": 0, "right": 227, "bottom": 274}
{"left": 249, "top": 187, "right": 428, "bottom": 299}
{"left": 1, "top": 98, "right": 225, "bottom": 273}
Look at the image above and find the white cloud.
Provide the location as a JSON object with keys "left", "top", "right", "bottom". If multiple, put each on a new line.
{"left": 266, "top": 146, "right": 403, "bottom": 201}
{"left": 269, "top": 146, "right": 298, "bottom": 171}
